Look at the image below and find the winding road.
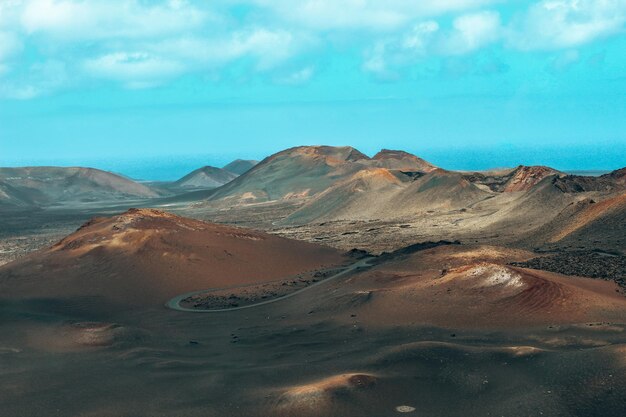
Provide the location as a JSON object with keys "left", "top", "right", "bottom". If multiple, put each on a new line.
{"left": 165, "top": 257, "right": 374, "bottom": 313}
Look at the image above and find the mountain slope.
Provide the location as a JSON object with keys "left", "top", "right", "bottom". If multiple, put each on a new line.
{"left": 0, "top": 179, "right": 42, "bottom": 208}
{"left": 283, "top": 168, "right": 410, "bottom": 224}
{"left": 203, "top": 146, "right": 439, "bottom": 206}
{"left": 521, "top": 192, "right": 626, "bottom": 252}
{"left": 308, "top": 244, "right": 626, "bottom": 328}
{"left": 174, "top": 166, "right": 238, "bottom": 190}
{"left": 0, "top": 167, "right": 158, "bottom": 206}
{"left": 466, "top": 165, "right": 562, "bottom": 192}
{"left": 284, "top": 169, "right": 490, "bottom": 224}
{"left": 369, "top": 149, "right": 437, "bottom": 172}
{"left": 223, "top": 159, "right": 259, "bottom": 175}
{"left": 503, "top": 166, "right": 562, "bottom": 192}
{"left": 205, "top": 146, "right": 371, "bottom": 203}
{"left": 552, "top": 167, "right": 626, "bottom": 193}
{"left": 0, "top": 209, "right": 345, "bottom": 308}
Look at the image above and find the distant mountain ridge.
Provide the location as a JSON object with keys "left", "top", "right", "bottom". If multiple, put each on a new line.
{"left": 182, "top": 146, "right": 626, "bottom": 239}
{"left": 223, "top": 159, "right": 259, "bottom": 175}
{"left": 174, "top": 166, "right": 238, "bottom": 190}
{"left": 1, "top": 148, "right": 624, "bottom": 232}
{"left": 0, "top": 166, "right": 158, "bottom": 208}
{"left": 203, "top": 146, "right": 439, "bottom": 204}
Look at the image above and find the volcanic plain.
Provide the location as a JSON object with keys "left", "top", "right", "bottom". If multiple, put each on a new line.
{"left": 1, "top": 146, "right": 625, "bottom": 417}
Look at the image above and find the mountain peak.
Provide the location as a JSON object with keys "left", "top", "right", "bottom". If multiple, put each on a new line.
{"left": 503, "top": 165, "right": 561, "bottom": 192}
{"left": 223, "top": 159, "right": 259, "bottom": 175}
{"left": 175, "top": 166, "right": 237, "bottom": 189}
{"left": 371, "top": 149, "right": 436, "bottom": 172}
{"left": 280, "top": 145, "right": 369, "bottom": 162}
{"left": 372, "top": 149, "right": 416, "bottom": 160}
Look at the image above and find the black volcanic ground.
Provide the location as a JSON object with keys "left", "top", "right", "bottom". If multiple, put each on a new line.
{"left": 0, "top": 146, "right": 625, "bottom": 417}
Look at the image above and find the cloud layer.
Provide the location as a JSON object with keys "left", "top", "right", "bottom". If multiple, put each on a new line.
{"left": 1, "top": 0, "right": 625, "bottom": 98}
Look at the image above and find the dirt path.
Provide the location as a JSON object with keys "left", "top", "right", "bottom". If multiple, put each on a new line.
{"left": 165, "top": 257, "right": 374, "bottom": 313}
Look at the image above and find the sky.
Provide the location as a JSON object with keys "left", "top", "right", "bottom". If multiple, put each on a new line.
{"left": 0, "top": 0, "right": 625, "bottom": 179}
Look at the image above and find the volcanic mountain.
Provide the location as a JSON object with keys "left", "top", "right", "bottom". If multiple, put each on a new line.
{"left": 205, "top": 146, "right": 371, "bottom": 203}
{"left": 223, "top": 159, "right": 259, "bottom": 175}
{"left": 0, "top": 167, "right": 158, "bottom": 207}
{"left": 466, "top": 165, "right": 562, "bottom": 192}
{"left": 284, "top": 169, "right": 489, "bottom": 224}
{"left": 174, "top": 166, "right": 238, "bottom": 190}
{"left": 502, "top": 165, "right": 562, "bottom": 192}
{"left": 0, "top": 208, "right": 345, "bottom": 308}
{"left": 0, "top": 179, "right": 39, "bottom": 208}
{"left": 526, "top": 192, "right": 626, "bottom": 252}
{"left": 203, "top": 146, "right": 437, "bottom": 205}
{"left": 369, "top": 149, "right": 437, "bottom": 172}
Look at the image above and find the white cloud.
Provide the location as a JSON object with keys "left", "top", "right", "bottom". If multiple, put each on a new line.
{"left": 0, "top": 1, "right": 23, "bottom": 29}
{"left": 253, "top": 0, "right": 500, "bottom": 31}
{"left": 441, "top": 11, "right": 502, "bottom": 54}
{"left": 80, "top": 28, "right": 306, "bottom": 87}
{"left": 1, "top": 0, "right": 625, "bottom": 97}
{"left": 509, "top": 0, "right": 626, "bottom": 50}
{"left": 21, "top": 0, "right": 208, "bottom": 40}
{"left": 0, "top": 59, "right": 68, "bottom": 98}
{"left": 0, "top": 31, "right": 22, "bottom": 60}
{"left": 363, "top": 12, "right": 501, "bottom": 76}
{"left": 362, "top": 20, "right": 439, "bottom": 78}
{"left": 150, "top": 29, "right": 309, "bottom": 69}
{"left": 0, "top": 2, "right": 23, "bottom": 72}
{"left": 229, "top": 29, "right": 302, "bottom": 69}
{"left": 83, "top": 52, "right": 184, "bottom": 87}
{"left": 402, "top": 21, "right": 440, "bottom": 50}
{"left": 0, "top": 31, "right": 22, "bottom": 77}
{"left": 4, "top": 85, "right": 39, "bottom": 100}
{"left": 363, "top": 41, "right": 389, "bottom": 75}
{"left": 277, "top": 66, "right": 315, "bottom": 84}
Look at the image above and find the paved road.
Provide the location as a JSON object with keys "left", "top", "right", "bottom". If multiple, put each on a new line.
{"left": 165, "top": 257, "right": 374, "bottom": 313}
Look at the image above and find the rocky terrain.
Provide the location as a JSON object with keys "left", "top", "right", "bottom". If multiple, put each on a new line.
{"left": 511, "top": 251, "right": 626, "bottom": 291}
{"left": 179, "top": 267, "right": 345, "bottom": 310}
{"left": 1, "top": 212, "right": 625, "bottom": 417}
{"left": 464, "top": 165, "right": 562, "bottom": 192}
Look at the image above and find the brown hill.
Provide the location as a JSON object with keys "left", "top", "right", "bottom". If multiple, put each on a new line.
{"left": 174, "top": 166, "right": 238, "bottom": 190}
{"left": 503, "top": 166, "right": 561, "bottom": 192}
{"left": 466, "top": 165, "right": 561, "bottom": 192}
{"left": 370, "top": 149, "right": 437, "bottom": 172}
{"left": 524, "top": 192, "right": 626, "bottom": 252}
{"left": 549, "top": 194, "right": 626, "bottom": 243}
{"left": 0, "top": 208, "right": 345, "bottom": 308}
{"left": 0, "top": 167, "right": 158, "bottom": 207}
{"left": 467, "top": 166, "right": 626, "bottom": 195}
{"left": 308, "top": 245, "right": 626, "bottom": 328}
{"left": 459, "top": 175, "right": 578, "bottom": 239}
{"left": 205, "top": 146, "right": 371, "bottom": 203}
{"left": 284, "top": 169, "right": 489, "bottom": 224}
{"left": 198, "top": 146, "right": 438, "bottom": 206}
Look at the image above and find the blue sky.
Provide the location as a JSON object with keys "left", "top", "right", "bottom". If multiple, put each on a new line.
{"left": 1, "top": 0, "right": 625, "bottom": 179}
